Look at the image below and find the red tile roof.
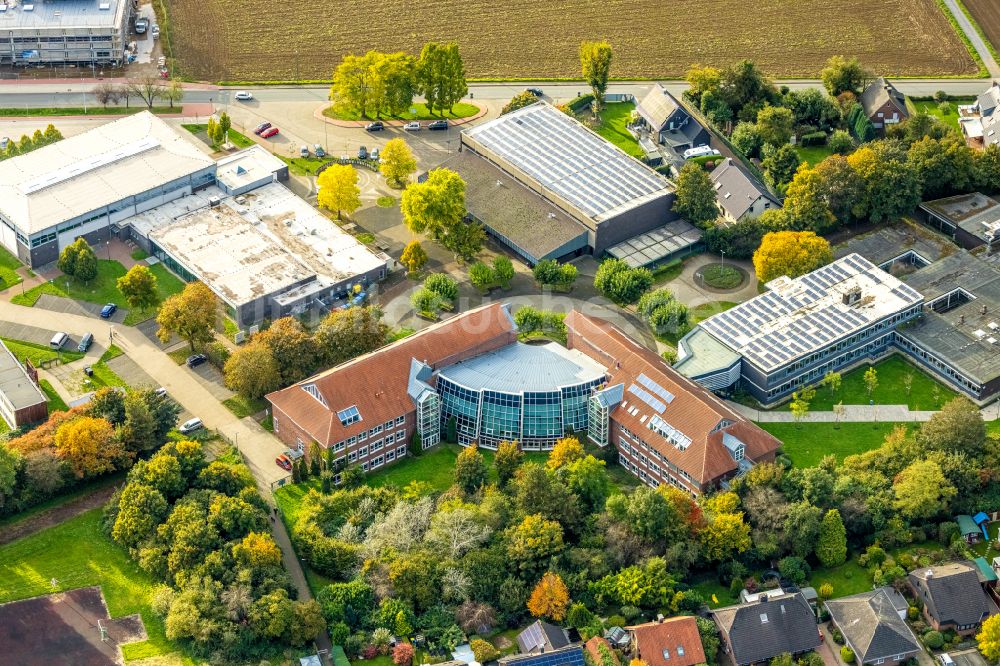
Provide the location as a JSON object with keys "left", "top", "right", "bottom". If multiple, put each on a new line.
{"left": 565, "top": 311, "right": 780, "bottom": 488}
{"left": 585, "top": 637, "right": 620, "bottom": 666}
{"left": 629, "top": 617, "right": 706, "bottom": 666}
{"left": 266, "top": 303, "right": 517, "bottom": 446}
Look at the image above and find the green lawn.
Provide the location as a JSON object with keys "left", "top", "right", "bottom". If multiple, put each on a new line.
{"left": 1, "top": 338, "right": 83, "bottom": 365}
{"left": 280, "top": 155, "right": 332, "bottom": 176}
{"left": 39, "top": 379, "right": 69, "bottom": 412}
{"left": 89, "top": 361, "right": 127, "bottom": 389}
{"left": 777, "top": 355, "right": 958, "bottom": 411}
{"left": 0, "top": 508, "right": 175, "bottom": 661}
{"left": 656, "top": 301, "right": 738, "bottom": 347}
{"left": 652, "top": 258, "right": 686, "bottom": 285}
{"left": 701, "top": 264, "right": 743, "bottom": 289}
{"left": 377, "top": 195, "right": 397, "bottom": 208}
{"left": 322, "top": 101, "right": 479, "bottom": 122}
{"left": 11, "top": 259, "right": 185, "bottom": 325}
{"left": 181, "top": 124, "right": 255, "bottom": 149}
{"left": 0, "top": 243, "right": 22, "bottom": 290}
{"left": 592, "top": 102, "right": 643, "bottom": 158}
{"left": 912, "top": 98, "right": 976, "bottom": 131}
{"left": 222, "top": 395, "right": 267, "bottom": 418}
{"left": 762, "top": 421, "right": 905, "bottom": 468}
{"left": 794, "top": 144, "right": 835, "bottom": 167}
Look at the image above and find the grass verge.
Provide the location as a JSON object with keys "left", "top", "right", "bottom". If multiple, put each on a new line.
{"left": 222, "top": 395, "right": 267, "bottom": 419}
{"left": 0, "top": 106, "right": 177, "bottom": 117}
{"left": 1, "top": 338, "right": 84, "bottom": 365}
{"left": 322, "top": 101, "right": 479, "bottom": 122}
{"left": 39, "top": 380, "right": 69, "bottom": 412}
{"left": 0, "top": 244, "right": 22, "bottom": 290}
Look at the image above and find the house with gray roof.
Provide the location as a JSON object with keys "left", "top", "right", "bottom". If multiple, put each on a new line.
{"left": 907, "top": 562, "right": 994, "bottom": 636}
{"left": 860, "top": 78, "right": 909, "bottom": 131}
{"left": 825, "top": 587, "right": 921, "bottom": 666}
{"left": 959, "top": 82, "right": 1000, "bottom": 150}
{"left": 517, "top": 620, "right": 571, "bottom": 655}
{"left": 634, "top": 85, "right": 710, "bottom": 152}
{"left": 711, "top": 591, "right": 820, "bottom": 665}
{"left": 709, "top": 158, "right": 781, "bottom": 225}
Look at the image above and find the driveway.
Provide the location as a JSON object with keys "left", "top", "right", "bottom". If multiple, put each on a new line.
{"left": 35, "top": 293, "right": 128, "bottom": 324}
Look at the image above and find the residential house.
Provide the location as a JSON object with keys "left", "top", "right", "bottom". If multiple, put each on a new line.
{"left": 711, "top": 591, "right": 821, "bottom": 666}
{"left": 628, "top": 617, "right": 707, "bottom": 666}
{"left": 709, "top": 159, "right": 781, "bottom": 225}
{"left": 907, "top": 562, "right": 994, "bottom": 636}
{"left": 634, "top": 85, "right": 711, "bottom": 153}
{"left": 860, "top": 78, "right": 909, "bottom": 131}
{"left": 0, "top": 340, "right": 47, "bottom": 429}
{"left": 585, "top": 637, "right": 620, "bottom": 666}
{"left": 825, "top": 587, "right": 921, "bottom": 666}
{"left": 959, "top": 81, "right": 1000, "bottom": 150}
{"left": 499, "top": 647, "right": 585, "bottom": 666}
{"left": 517, "top": 620, "right": 571, "bottom": 655}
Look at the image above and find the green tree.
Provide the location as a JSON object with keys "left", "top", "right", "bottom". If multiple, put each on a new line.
{"left": 864, "top": 367, "right": 878, "bottom": 397}
{"left": 163, "top": 79, "right": 184, "bottom": 109}
{"left": 672, "top": 162, "right": 720, "bottom": 228}
{"left": 58, "top": 238, "right": 98, "bottom": 281}
{"left": 112, "top": 483, "right": 168, "bottom": 548}
{"left": 783, "top": 166, "right": 836, "bottom": 232}
{"left": 918, "top": 396, "right": 987, "bottom": 456}
{"left": 753, "top": 231, "right": 832, "bottom": 283}
{"left": 847, "top": 144, "right": 921, "bottom": 223}
{"left": 118, "top": 390, "right": 158, "bottom": 453}
{"left": 415, "top": 42, "right": 468, "bottom": 115}
{"left": 815, "top": 155, "right": 864, "bottom": 222}
{"left": 411, "top": 287, "right": 443, "bottom": 315}
{"left": 401, "top": 168, "right": 478, "bottom": 258}
{"left": 314, "top": 305, "right": 388, "bottom": 366}
{"left": 563, "top": 455, "right": 608, "bottom": 513}
{"left": 730, "top": 121, "right": 763, "bottom": 158}
{"left": 380, "top": 137, "right": 417, "bottom": 186}
{"left": 494, "top": 440, "right": 523, "bottom": 487}
{"left": 816, "top": 508, "right": 847, "bottom": 566}
{"left": 822, "top": 371, "right": 842, "bottom": 395}
{"left": 156, "top": 281, "right": 218, "bottom": 350}
{"left": 907, "top": 134, "right": 974, "bottom": 200}
{"left": 424, "top": 273, "right": 459, "bottom": 301}
{"left": 696, "top": 616, "right": 721, "bottom": 665}
{"left": 469, "top": 262, "right": 496, "bottom": 291}
{"left": 116, "top": 264, "right": 159, "bottom": 311}
{"left": 218, "top": 112, "right": 232, "bottom": 143}
{"left": 755, "top": 105, "right": 794, "bottom": 147}
{"left": 893, "top": 459, "right": 956, "bottom": 519}
{"left": 0, "top": 444, "right": 21, "bottom": 512}
{"left": 828, "top": 130, "right": 855, "bottom": 155}
{"left": 579, "top": 41, "right": 613, "bottom": 107}
{"left": 507, "top": 514, "right": 564, "bottom": 574}
{"left": 224, "top": 342, "right": 282, "bottom": 399}
{"left": 821, "top": 56, "right": 871, "bottom": 95}
{"left": 502, "top": 91, "right": 539, "bottom": 115}
{"left": 492, "top": 255, "right": 515, "bottom": 289}
{"left": 762, "top": 144, "right": 801, "bottom": 192}
{"left": 594, "top": 258, "right": 653, "bottom": 304}
{"left": 330, "top": 51, "right": 384, "bottom": 119}
{"left": 255, "top": 317, "right": 320, "bottom": 386}
{"left": 317, "top": 164, "right": 361, "bottom": 220}
{"left": 454, "top": 445, "right": 488, "bottom": 495}
{"left": 400, "top": 240, "right": 428, "bottom": 273}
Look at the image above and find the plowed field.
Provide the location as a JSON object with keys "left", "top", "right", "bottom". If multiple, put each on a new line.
{"left": 165, "top": 0, "right": 978, "bottom": 82}
{"left": 963, "top": 0, "right": 1000, "bottom": 57}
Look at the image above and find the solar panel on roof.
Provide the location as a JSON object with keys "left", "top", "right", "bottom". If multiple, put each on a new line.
{"left": 638, "top": 373, "right": 675, "bottom": 403}
{"left": 627, "top": 383, "right": 666, "bottom": 413}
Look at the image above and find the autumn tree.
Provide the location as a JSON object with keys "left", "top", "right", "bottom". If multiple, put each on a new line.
{"left": 672, "top": 162, "right": 719, "bottom": 228}
{"left": 318, "top": 164, "right": 362, "bottom": 220}
{"left": 255, "top": 317, "right": 319, "bottom": 385}
{"left": 224, "top": 342, "right": 282, "bottom": 400}
{"left": 699, "top": 511, "right": 751, "bottom": 562}
{"left": 864, "top": 367, "right": 878, "bottom": 397}
{"left": 753, "top": 231, "right": 832, "bottom": 283}
{"left": 977, "top": 614, "right": 1000, "bottom": 662}
{"left": 816, "top": 509, "right": 847, "bottom": 567}
{"left": 454, "top": 445, "right": 488, "bottom": 495}
{"left": 580, "top": 41, "right": 613, "bottom": 107}
{"left": 783, "top": 166, "right": 837, "bottom": 233}
{"left": 502, "top": 91, "right": 539, "bottom": 115}
{"left": 893, "top": 459, "right": 956, "bottom": 520}
{"left": 94, "top": 81, "right": 123, "bottom": 107}
{"left": 918, "top": 396, "right": 987, "bottom": 457}
{"left": 314, "top": 305, "right": 388, "bottom": 367}
{"left": 527, "top": 572, "right": 570, "bottom": 621}
{"left": 157, "top": 281, "right": 218, "bottom": 350}
{"left": 127, "top": 76, "right": 163, "bottom": 109}
{"left": 547, "top": 437, "right": 585, "bottom": 471}
{"left": 415, "top": 42, "right": 468, "bottom": 115}
{"left": 163, "top": 79, "right": 184, "bottom": 109}
{"left": 393, "top": 643, "right": 415, "bottom": 666}
{"left": 507, "top": 514, "right": 565, "bottom": 575}
{"left": 821, "top": 56, "right": 871, "bottom": 96}
{"left": 53, "top": 416, "right": 122, "bottom": 479}
{"left": 494, "top": 440, "right": 523, "bottom": 487}
{"left": 401, "top": 168, "right": 482, "bottom": 259}
{"left": 117, "top": 264, "right": 159, "bottom": 311}
{"left": 380, "top": 138, "right": 417, "bottom": 186}
{"left": 400, "top": 240, "right": 428, "bottom": 273}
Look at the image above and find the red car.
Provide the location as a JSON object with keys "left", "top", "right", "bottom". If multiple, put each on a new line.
{"left": 275, "top": 455, "right": 292, "bottom": 471}
{"left": 260, "top": 127, "right": 279, "bottom": 138}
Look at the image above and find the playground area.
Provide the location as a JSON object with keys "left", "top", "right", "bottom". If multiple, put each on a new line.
{"left": 0, "top": 586, "right": 146, "bottom": 666}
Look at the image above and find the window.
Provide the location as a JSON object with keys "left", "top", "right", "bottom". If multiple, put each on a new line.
{"left": 347, "top": 436, "right": 357, "bottom": 446}
{"left": 677, "top": 647, "right": 684, "bottom": 657}
{"left": 334, "top": 441, "right": 345, "bottom": 453}
{"left": 383, "top": 420, "right": 393, "bottom": 430}
{"left": 296, "top": 438, "right": 305, "bottom": 453}
{"left": 348, "top": 451, "right": 358, "bottom": 463}
{"left": 337, "top": 405, "right": 361, "bottom": 426}
{"left": 273, "top": 417, "right": 279, "bottom": 433}
{"left": 373, "top": 424, "right": 383, "bottom": 435}
{"left": 359, "top": 430, "right": 367, "bottom": 442}
{"left": 395, "top": 416, "right": 405, "bottom": 426}
{"left": 358, "top": 446, "right": 368, "bottom": 457}
{"left": 372, "top": 455, "right": 384, "bottom": 469}
{"left": 387, "top": 450, "right": 396, "bottom": 462}
{"left": 303, "top": 384, "right": 327, "bottom": 406}
{"left": 397, "top": 445, "right": 406, "bottom": 457}
{"left": 662, "top": 649, "right": 670, "bottom": 660}
{"left": 362, "top": 462, "right": 369, "bottom": 471}
{"left": 371, "top": 439, "right": 383, "bottom": 451}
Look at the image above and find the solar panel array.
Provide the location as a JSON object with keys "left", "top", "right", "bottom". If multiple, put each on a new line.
{"left": 628, "top": 382, "right": 665, "bottom": 413}
{"left": 507, "top": 649, "right": 586, "bottom": 666}
{"left": 699, "top": 254, "right": 923, "bottom": 371}
{"left": 638, "top": 373, "right": 675, "bottom": 404}
{"left": 518, "top": 622, "right": 545, "bottom": 651}
{"left": 466, "top": 103, "right": 669, "bottom": 219}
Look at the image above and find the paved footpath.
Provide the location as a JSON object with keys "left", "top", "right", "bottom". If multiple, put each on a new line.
{"left": 728, "top": 401, "right": 1000, "bottom": 423}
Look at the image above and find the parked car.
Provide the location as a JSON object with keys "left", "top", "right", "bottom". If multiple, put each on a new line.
{"left": 526, "top": 87, "right": 544, "bottom": 97}
{"left": 78, "top": 332, "right": 94, "bottom": 353}
{"left": 49, "top": 332, "right": 69, "bottom": 350}
{"left": 186, "top": 353, "right": 207, "bottom": 368}
{"left": 370, "top": 147, "right": 380, "bottom": 161}
{"left": 179, "top": 417, "right": 203, "bottom": 434}
{"left": 154, "top": 387, "right": 169, "bottom": 398}
{"left": 403, "top": 121, "right": 421, "bottom": 131}
{"left": 428, "top": 120, "right": 449, "bottom": 130}
{"left": 275, "top": 455, "right": 292, "bottom": 471}
{"left": 683, "top": 145, "right": 721, "bottom": 159}
{"left": 357, "top": 145, "right": 368, "bottom": 159}
{"left": 365, "top": 121, "right": 384, "bottom": 132}
{"left": 150, "top": 24, "right": 160, "bottom": 38}
{"left": 100, "top": 303, "right": 117, "bottom": 319}
{"left": 253, "top": 121, "right": 271, "bottom": 135}
{"left": 300, "top": 145, "right": 310, "bottom": 157}
{"left": 134, "top": 17, "right": 149, "bottom": 34}
{"left": 260, "top": 127, "right": 279, "bottom": 138}
{"left": 234, "top": 91, "right": 253, "bottom": 101}
{"left": 314, "top": 144, "right": 326, "bottom": 158}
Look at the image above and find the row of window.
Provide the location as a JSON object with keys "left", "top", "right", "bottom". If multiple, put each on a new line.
{"left": 617, "top": 424, "right": 697, "bottom": 485}
{"left": 356, "top": 446, "right": 406, "bottom": 473}
{"left": 617, "top": 433, "right": 698, "bottom": 492}
{"left": 333, "top": 415, "right": 406, "bottom": 451}
{"left": 343, "top": 430, "right": 407, "bottom": 460}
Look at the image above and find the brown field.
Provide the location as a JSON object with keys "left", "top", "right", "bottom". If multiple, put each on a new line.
{"left": 963, "top": 0, "right": 1000, "bottom": 55}
{"left": 165, "top": 0, "right": 978, "bottom": 82}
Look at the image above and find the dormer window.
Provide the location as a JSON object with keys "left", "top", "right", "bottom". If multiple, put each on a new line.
{"left": 337, "top": 405, "right": 362, "bottom": 426}
{"left": 302, "top": 383, "right": 327, "bottom": 406}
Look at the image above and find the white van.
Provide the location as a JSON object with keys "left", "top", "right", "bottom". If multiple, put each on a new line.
{"left": 49, "top": 332, "right": 69, "bottom": 350}
{"left": 683, "top": 145, "right": 721, "bottom": 159}
{"left": 179, "top": 418, "right": 203, "bottom": 434}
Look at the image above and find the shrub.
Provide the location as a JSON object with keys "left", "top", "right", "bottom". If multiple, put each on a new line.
{"left": 923, "top": 631, "right": 944, "bottom": 649}
{"left": 424, "top": 273, "right": 459, "bottom": 301}
{"left": 937, "top": 101, "right": 953, "bottom": 116}
{"left": 819, "top": 583, "right": 834, "bottom": 599}
{"left": 411, "top": 287, "right": 443, "bottom": 315}
{"left": 778, "top": 556, "right": 811, "bottom": 585}
{"left": 471, "top": 638, "right": 500, "bottom": 663}
{"left": 620, "top": 605, "right": 641, "bottom": 621}
{"left": 937, "top": 521, "right": 960, "bottom": 545}
{"left": 907, "top": 606, "right": 919, "bottom": 620}
{"left": 828, "top": 130, "right": 854, "bottom": 154}
{"left": 594, "top": 258, "right": 653, "bottom": 304}
{"left": 840, "top": 647, "right": 855, "bottom": 663}
{"left": 469, "top": 261, "right": 497, "bottom": 292}
{"left": 800, "top": 131, "right": 827, "bottom": 147}
{"left": 831, "top": 629, "right": 844, "bottom": 645}
{"left": 606, "top": 614, "right": 626, "bottom": 628}
{"left": 568, "top": 93, "right": 595, "bottom": 112}
{"left": 730, "top": 577, "right": 745, "bottom": 599}
{"left": 503, "top": 91, "right": 540, "bottom": 115}
{"left": 661, "top": 348, "right": 678, "bottom": 364}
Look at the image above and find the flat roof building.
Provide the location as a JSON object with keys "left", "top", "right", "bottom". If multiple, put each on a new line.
{"left": 0, "top": 0, "right": 133, "bottom": 68}
{"left": 0, "top": 340, "right": 47, "bottom": 429}
{"left": 267, "top": 303, "right": 780, "bottom": 494}
{"left": 443, "top": 102, "right": 682, "bottom": 265}
{"left": 918, "top": 192, "right": 1000, "bottom": 250}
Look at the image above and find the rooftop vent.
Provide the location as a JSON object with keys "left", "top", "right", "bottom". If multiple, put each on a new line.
{"left": 22, "top": 5, "right": 33, "bottom": 11}
{"left": 98, "top": 2, "right": 110, "bottom": 9}
{"left": 926, "top": 569, "right": 934, "bottom": 579}
{"left": 843, "top": 287, "right": 862, "bottom": 306}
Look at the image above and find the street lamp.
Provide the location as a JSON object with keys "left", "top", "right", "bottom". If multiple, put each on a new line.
{"left": 720, "top": 250, "right": 726, "bottom": 269}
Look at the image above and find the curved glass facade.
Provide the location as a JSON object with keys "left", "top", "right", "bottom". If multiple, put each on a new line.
{"left": 438, "top": 375, "right": 604, "bottom": 449}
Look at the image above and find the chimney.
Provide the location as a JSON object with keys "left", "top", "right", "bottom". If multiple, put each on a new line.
{"left": 926, "top": 569, "right": 934, "bottom": 579}
{"left": 657, "top": 614, "right": 665, "bottom": 623}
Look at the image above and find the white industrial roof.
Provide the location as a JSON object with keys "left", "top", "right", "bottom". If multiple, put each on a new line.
{"left": 438, "top": 341, "right": 606, "bottom": 393}
{"left": 146, "top": 183, "right": 385, "bottom": 307}
{"left": 0, "top": 111, "right": 215, "bottom": 235}
{"left": 0, "top": 0, "right": 126, "bottom": 31}
{"left": 462, "top": 102, "right": 672, "bottom": 222}
{"left": 698, "top": 253, "right": 923, "bottom": 372}
{"left": 216, "top": 145, "right": 286, "bottom": 190}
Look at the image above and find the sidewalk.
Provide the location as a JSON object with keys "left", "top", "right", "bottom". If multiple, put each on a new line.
{"left": 728, "top": 400, "right": 1000, "bottom": 423}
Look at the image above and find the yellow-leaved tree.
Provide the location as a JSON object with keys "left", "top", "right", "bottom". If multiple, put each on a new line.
{"left": 527, "top": 572, "right": 570, "bottom": 621}
{"left": 54, "top": 416, "right": 122, "bottom": 479}
{"left": 317, "top": 163, "right": 361, "bottom": 220}
{"left": 752, "top": 230, "right": 832, "bottom": 283}
{"left": 546, "top": 436, "right": 584, "bottom": 471}
{"left": 380, "top": 138, "right": 417, "bottom": 187}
